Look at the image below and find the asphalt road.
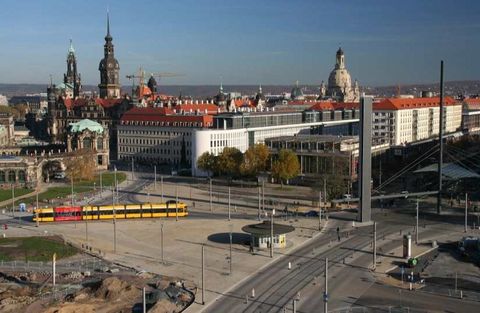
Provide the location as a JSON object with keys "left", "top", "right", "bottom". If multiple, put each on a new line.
{"left": 203, "top": 210, "right": 475, "bottom": 313}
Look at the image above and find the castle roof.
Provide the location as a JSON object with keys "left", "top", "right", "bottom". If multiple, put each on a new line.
{"left": 69, "top": 119, "right": 104, "bottom": 133}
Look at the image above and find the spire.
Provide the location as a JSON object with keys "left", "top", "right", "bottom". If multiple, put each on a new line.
{"left": 259, "top": 84, "right": 263, "bottom": 94}
{"left": 105, "top": 10, "right": 112, "bottom": 41}
{"left": 68, "top": 39, "right": 75, "bottom": 53}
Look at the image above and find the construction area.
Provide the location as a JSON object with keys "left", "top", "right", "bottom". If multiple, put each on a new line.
{"left": 0, "top": 236, "right": 194, "bottom": 313}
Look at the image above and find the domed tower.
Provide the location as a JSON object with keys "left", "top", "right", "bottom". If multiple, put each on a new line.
{"left": 64, "top": 40, "right": 82, "bottom": 98}
{"left": 215, "top": 83, "right": 226, "bottom": 107}
{"left": 147, "top": 75, "right": 157, "bottom": 94}
{"left": 98, "top": 13, "right": 120, "bottom": 99}
{"left": 255, "top": 85, "right": 266, "bottom": 108}
{"left": 290, "top": 81, "right": 305, "bottom": 101}
{"left": 326, "top": 47, "right": 359, "bottom": 102}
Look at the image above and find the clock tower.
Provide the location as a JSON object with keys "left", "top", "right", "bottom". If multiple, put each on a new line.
{"left": 98, "top": 13, "right": 120, "bottom": 99}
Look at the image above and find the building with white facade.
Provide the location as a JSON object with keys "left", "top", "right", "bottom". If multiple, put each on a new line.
{"left": 192, "top": 109, "right": 359, "bottom": 176}
{"left": 372, "top": 97, "right": 462, "bottom": 146}
{"left": 117, "top": 107, "right": 213, "bottom": 167}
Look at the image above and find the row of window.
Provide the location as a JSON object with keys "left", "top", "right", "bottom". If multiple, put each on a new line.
{"left": 119, "top": 129, "right": 192, "bottom": 136}
{"left": 118, "top": 138, "right": 189, "bottom": 146}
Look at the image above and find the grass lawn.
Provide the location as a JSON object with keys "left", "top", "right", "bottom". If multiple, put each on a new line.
{"left": 0, "top": 236, "right": 78, "bottom": 261}
{"left": 0, "top": 188, "right": 33, "bottom": 202}
{"left": 18, "top": 172, "right": 127, "bottom": 206}
{"left": 77, "top": 172, "right": 127, "bottom": 188}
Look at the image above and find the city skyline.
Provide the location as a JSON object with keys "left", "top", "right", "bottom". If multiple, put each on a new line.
{"left": 0, "top": 0, "right": 479, "bottom": 86}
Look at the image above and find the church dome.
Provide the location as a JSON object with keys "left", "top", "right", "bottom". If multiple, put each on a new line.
{"left": 291, "top": 85, "right": 304, "bottom": 100}
{"left": 328, "top": 68, "right": 352, "bottom": 91}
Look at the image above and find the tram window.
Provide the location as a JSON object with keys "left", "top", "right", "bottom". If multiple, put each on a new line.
{"left": 39, "top": 212, "right": 54, "bottom": 218}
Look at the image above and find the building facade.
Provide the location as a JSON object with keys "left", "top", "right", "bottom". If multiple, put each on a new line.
{"left": 66, "top": 119, "right": 110, "bottom": 170}
{"left": 461, "top": 98, "right": 480, "bottom": 133}
{"left": 0, "top": 156, "right": 38, "bottom": 189}
{"left": 373, "top": 97, "right": 462, "bottom": 146}
{"left": 117, "top": 107, "right": 213, "bottom": 167}
{"left": 192, "top": 109, "right": 359, "bottom": 176}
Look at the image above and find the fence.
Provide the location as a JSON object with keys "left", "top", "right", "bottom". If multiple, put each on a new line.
{"left": 329, "top": 306, "right": 429, "bottom": 313}
{"left": 0, "top": 258, "right": 103, "bottom": 273}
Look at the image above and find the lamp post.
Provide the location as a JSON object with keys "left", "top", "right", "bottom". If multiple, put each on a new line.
{"left": 161, "top": 222, "right": 164, "bottom": 264}
{"left": 209, "top": 178, "right": 213, "bottom": 212}
{"left": 161, "top": 175, "right": 164, "bottom": 203}
{"left": 175, "top": 186, "right": 179, "bottom": 221}
{"left": 270, "top": 209, "right": 275, "bottom": 258}
{"left": 228, "top": 186, "right": 231, "bottom": 221}
{"left": 229, "top": 225, "right": 233, "bottom": 275}
{"left": 100, "top": 171, "right": 103, "bottom": 193}
{"left": 11, "top": 183, "right": 15, "bottom": 218}
{"left": 154, "top": 165, "right": 157, "bottom": 190}
{"left": 318, "top": 191, "right": 322, "bottom": 231}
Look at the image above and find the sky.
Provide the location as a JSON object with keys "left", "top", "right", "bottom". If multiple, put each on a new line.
{"left": 0, "top": 0, "right": 479, "bottom": 87}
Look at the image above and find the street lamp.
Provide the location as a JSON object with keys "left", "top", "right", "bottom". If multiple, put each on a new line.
{"left": 268, "top": 209, "right": 275, "bottom": 258}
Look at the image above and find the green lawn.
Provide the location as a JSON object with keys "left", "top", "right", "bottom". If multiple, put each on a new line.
{"left": 77, "top": 172, "right": 126, "bottom": 188}
{"left": 19, "top": 172, "right": 127, "bottom": 206}
{"left": 0, "top": 188, "right": 33, "bottom": 202}
{"left": 0, "top": 236, "right": 78, "bottom": 261}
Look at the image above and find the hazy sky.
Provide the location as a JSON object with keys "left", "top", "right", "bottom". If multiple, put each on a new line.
{"left": 0, "top": 0, "right": 479, "bottom": 86}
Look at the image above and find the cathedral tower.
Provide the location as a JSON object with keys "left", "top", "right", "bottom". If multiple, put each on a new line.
{"left": 64, "top": 39, "right": 81, "bottom": 98}
{"left": 98, "top": 13, "right": 120, "bottom": 99}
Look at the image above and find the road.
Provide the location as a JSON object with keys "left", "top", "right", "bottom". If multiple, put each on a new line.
{"left": 203, "top": 209, "right": 478, "bottom": 313}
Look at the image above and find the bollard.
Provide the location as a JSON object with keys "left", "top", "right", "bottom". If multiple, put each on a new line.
{"left": 245, "top": 294, "right": 248, "bottom": 304}
{"left": 251, "top": 288, "right": 255, "bottom": 298}
{"left": 343, "top": 258, "right": 345, "bottom": 264}
{"left": 460, "top": 290, "right": 463, "bottom": 299}
{"left": 288, "top": 262, "right": 291, "bottom": 270}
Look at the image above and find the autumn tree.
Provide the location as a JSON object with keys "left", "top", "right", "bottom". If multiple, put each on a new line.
{"left": 217, "top": 147, "right": 243, "bottom": 179}
{"left": 196, "top": 151, "right": 217, "bottom": 177}
{"left": 65, "top": 149, "right": 97, "bottom": 181}
{"left": 240, "top": 144, "right": 270, "bottom": 177}
{"left": 271, "top": 149, "right": 300, "bottom": 186}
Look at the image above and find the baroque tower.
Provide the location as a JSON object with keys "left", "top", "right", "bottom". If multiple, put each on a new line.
{"left": 98, "top": 13, "right": 120, "bottom": 99}
{"left": 64, "top": 39, "right": 82, "bottom": 98}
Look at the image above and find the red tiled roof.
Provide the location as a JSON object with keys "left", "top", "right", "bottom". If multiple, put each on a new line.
{"left": 94, "top": 98, "right": 124, "bottom": 108}
{"left": 374, "top": 97, "right": 457, "bottom": 110}
{"left": 120, "top": 107, "right": 212, "bottom": 127}
{"left": 463, "top": 98, "right": 480, "bottom": 110}
{"left": 234, "top": 99, "right": 255, "bottom": 108}
{"left": 61, "top": 97, "right": 124, "bottom": 109}
{"left": 175, "top": 103, "right": 219, "bottom": 114}
{"left": 309, "top": 101, "right": 360, "bottom": 111}
{"left": 308, "top": 102, "right": 335, "bottom": 111}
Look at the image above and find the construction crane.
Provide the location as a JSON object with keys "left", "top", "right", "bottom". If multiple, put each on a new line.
{"left": 126, "top": 67, "right": 184, "bottom": 95}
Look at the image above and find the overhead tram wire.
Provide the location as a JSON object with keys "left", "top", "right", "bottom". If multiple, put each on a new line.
{"left": 445, "top": 146, "right": 480, "bottom": 169}
{"left": 445, "top": 151, "right": 478, "bottom": 173}
{"left": 374, "top": 144, "right": 440, "bottom": 192}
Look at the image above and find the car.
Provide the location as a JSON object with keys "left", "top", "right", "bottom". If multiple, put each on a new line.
{"left": 54, "top": 172, "right": 66, "bottom": 179}
{"left": 304, "top": 210, "right": 319, "bottom": 217}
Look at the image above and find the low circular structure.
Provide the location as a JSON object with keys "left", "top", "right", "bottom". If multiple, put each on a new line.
{"left": 242, "top": 221, "right": 295, "bottom": 249}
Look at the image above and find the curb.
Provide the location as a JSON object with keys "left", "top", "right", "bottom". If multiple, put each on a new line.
{"left": 187, "top": 220, "right": 332, "bottom": 313}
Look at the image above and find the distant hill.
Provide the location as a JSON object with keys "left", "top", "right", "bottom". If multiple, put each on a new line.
{"left": 1, "top": 80, "right": 479, "bottom": 99}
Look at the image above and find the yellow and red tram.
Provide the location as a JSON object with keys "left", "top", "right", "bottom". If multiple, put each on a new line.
{"left": 33, "top": 201, "right": 188, "bottom": 223}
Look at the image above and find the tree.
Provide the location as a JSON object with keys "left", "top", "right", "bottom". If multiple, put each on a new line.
{"left": 271, "top": 149, "right": 300, "bottom": 186}
{"left": 197, "top": 151, "right": 217, "bottom": 177}
{"left": 240, "top": 144, "right": 270, "bottom": 177}
{"left": 65, "top": 149, "right": 97, "bottom": 181}
{"left": 217, "top": 147, "right": 243, "bottom": 178}
{"left": 314, "top": 174, "right": 348, "bottom": 201}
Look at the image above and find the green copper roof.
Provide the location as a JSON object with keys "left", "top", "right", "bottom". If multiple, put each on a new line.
{"left": 69, "top": 119, "right": 104, "bottom": 133}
